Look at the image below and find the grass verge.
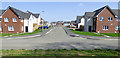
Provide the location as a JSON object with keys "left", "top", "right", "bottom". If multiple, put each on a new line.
{"left": 71, "top": 29, "right": 104, "bottom": 37}
{"left": 101, "top": 33, "right": 120, "bottom": 37}
{"left": 1, "top": 49, "right": 120, "bottom": 56}
{"left": 0, "top": 29, "right": 46, "bottom": 37}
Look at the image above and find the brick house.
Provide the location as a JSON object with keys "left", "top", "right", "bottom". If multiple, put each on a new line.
{"left": 0, "top": 6, "right": 41, "bottom": 33}
{"left": 83, "top": 5, "right": 120, "bottom": 33}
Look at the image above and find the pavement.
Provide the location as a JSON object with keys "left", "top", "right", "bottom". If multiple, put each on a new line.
{"left": 63, "top": 27, "right": 119, "bottom": 39}
{"left": 0, "top": 26, "right": 118, "bottom": 49}
{"left": 1, "top": 27, "right": 53, "bottom": 39}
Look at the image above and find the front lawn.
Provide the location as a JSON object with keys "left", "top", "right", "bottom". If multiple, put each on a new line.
{"left": 1, "top": 49, "right": 120, "bottom": 56}
{"left": 101, "top": 33, "right": 120, "bottom": 37}
{"left": 0, "top": 29, "right": 46, "bottom": 37}
{"left": 71, "top": 29, "right": 104, "bottom": 37}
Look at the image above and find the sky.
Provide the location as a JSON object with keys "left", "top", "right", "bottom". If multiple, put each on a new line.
{"left": 1, "top": 2, "right": 118, "bottom": 22}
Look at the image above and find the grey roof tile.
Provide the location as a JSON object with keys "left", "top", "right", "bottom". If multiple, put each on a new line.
{"left": 85, "top": 12, "right": 96, "bottom": 17}
{"left": 0, "top": 10, "right": 5, "bottom": 16}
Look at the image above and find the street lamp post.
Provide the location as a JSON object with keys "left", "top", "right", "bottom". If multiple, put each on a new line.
{"left": 41, "top": 11, "right": 44, "bottom": 32}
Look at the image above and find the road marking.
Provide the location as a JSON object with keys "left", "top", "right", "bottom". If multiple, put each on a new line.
{"left": 104, "top": 39, "right": 118, "bottom": 40}
{"left": 46, "top": 28, "right": 53, "bottom": 34}
{"left": 6, "top": 35, "right": 41, "bottom": 39}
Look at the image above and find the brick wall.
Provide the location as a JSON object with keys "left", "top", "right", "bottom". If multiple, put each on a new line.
{"left": 1, "top": 8, "right": 24, "bottom": 33}
{"left": 96, "top": 7, "right": 119, "bottom": 33}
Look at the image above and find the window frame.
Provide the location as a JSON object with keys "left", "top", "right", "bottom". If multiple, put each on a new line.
{"left": 115, "top": 26, "right": 120, "bottom": 30}
{"left": 100, "top": 17, "right": 104, "bottom": 21}
{"left": 21, "top": 26, "right": 23, "bottom": 31}
{"left": 103, "top": 26, "right": 109, "bottom": 30}
{"left": 12, "top": 18, "right": 17, "bottom": 22}
{"left": 21, "top": 18, "right": 23, "bottom": 22}
{"left": 0, "top": 18, "right": 1, "bottom": 22}
{"left": 8, "top": 26, "right": 14, "bottom": 31}
{"left": 0, "top": 26, "right": 2, "bottom": 31}
{"left": 4, "top": 18, "right": 9, "bottom": 22}
{"left": 108, "top": 17, "right": 112, "bottom": 21}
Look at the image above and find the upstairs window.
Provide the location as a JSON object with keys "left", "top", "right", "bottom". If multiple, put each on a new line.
{"left": 0, "top": 26, "right": 1, "bottom": 31}
{"left": 21, "top": 18, "right": 23, "bottom": 22}
{"left": 115, "top": 26, "right": 120, "bottom": 30}
{"left": 8, "top": 26, "right": 14, "bottom": 31}
{"left": 100, "top": 17, "right": 104, "bottom": 21}
{"left": 116, "top": 19, "right": 120, "bottom": 21}
{"left": 103, "top": 26, "right": 109, "bottom": 30}
{"left": 12, "top": 18, "right": 17, "bottom": 22}
{"left": 108, "top": 17, "right": 112, "bottom": 21}
{"left": 21, "top": 26, "right": 23, "bottom": 31}
{"left": 4, "top": 18, "right": 9, "bottom": 22}
{"left": 0, "top": 18, "right": 1, "bottom": 22}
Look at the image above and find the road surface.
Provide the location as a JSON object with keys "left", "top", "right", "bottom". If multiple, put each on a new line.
{"left": 1, "top": 26, "right": 118, "bottom": 49}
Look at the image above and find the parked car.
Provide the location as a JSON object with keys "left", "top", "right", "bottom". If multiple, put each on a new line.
{"left": 44, "top": 26, "right": 48, "bottom": 29}
{"left": 38, "top": 26, "right": 48, "bottom": 29}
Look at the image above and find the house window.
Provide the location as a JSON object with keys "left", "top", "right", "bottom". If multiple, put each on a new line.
{"left": 0, "top": 18, "right": 1, "bottom": 22}
{"left": 116, "top": 19, "right": 120, "bottom": 21}
{"left": 12, "top": 18, "right": 17, "bottom": 22}
{"left": 115, "top": 26, "right": 120, "bottom": 30}
{"left": 100, "top": 17, "right": 104, "bottom": 21}
{"left": 4, "top": 18, "right": 9, "bottom": 22}
{"left": 21, "top": 18, "right": 23, "bottom": 22}
{"left": 8, "top": 26, "right": 14, "bottom": 31}
{"left": 0, "top": 26, "right": 1, "bottom": 31}
{"left": 108, "top": 17, "right": 112, "bottom": 21}
{"left": 103, "top": 26, "right": 109, "bottom": 30}
{"left": 21, "top": 26, "right": 23, "bottom": 31}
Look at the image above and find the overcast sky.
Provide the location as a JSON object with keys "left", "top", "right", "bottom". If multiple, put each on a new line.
{"left": 1, "top": 2, "right": 118, "bottom": 22}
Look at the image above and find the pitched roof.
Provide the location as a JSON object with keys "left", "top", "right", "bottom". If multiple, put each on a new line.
{"left": 93, "top": 5, "right": 106, "bottom": 16}
{"left": 0, "top": 10, "right": 5, "bottom": 16}
{"left": 84, "top": 5, "right": 116, "bottom": 18}
{"left": 26, "top": 11, "right": 40, "bottom": 18}
{"left": 77, "top": 16, "right": 83, "bottom": 20}
{"left": 33, "top": 14, "right": 40, "bottom": 18}
{"left": 1, "top": 6, "right": 40, "bottom": 19}
{"left": 111, "top": 9, "right": 120, "bottom": 15}
{"left": 85, "top": 12, "right": 96, "bottom": 17}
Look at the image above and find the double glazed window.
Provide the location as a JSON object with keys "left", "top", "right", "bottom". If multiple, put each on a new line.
{"left": 115, "top": 26, "right": 120, "bottom": 30}
{"left": 4, "top": 18, "right": 9, "bottom": 22}
{"left": 108, "top": 17, "right": 112, "bottom": 21}
{"left": 116, "top": 19, "right": 120, "bottom": 21}
{"left": 0, "top": 18, "right": 1, "bottom": 22}
{"left": 21, "top": 26, "right": 23, "bottom": 31}
{"left": 0, "top": 26, "right": 1, "bottom": 31}
{"left": 103, "top": 26, "right": 109, "bottom": 30}
{"left": 21, "top": 18, "right": 23, "bottom": 22}
{"left": 8, "top": 26, "right": 14, "bottom": 31}
{"left": 12, "top": 18, "right": 17, "bottom": 22}
{"left": 100, "top": 17, "right": 104, "bottom": 21}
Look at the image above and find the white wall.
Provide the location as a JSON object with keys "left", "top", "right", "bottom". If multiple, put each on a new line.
{"left": 78, "top": 18, "right": 85, "bottom": 28}
{"left": 28, "top": 15, "right": 34, "bottom": 32}
{"left": 24, "top": 18, "right": 29, "bottom": 32}
{"left": 84, "top": 16, "right": 93, "bottom": 32}
{"left": 64, "top": 23, "right": 70, "bottom": 26}
{"left": 37, "top": 15, "right": 41, "bottom": 25}
{"left": 84, "top": 17, "right": 93, "bottom": 32}
{"left": 24, "top": 14, "right": 41, "bottom": 33}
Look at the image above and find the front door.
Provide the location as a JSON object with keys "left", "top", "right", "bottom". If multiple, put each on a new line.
{"left": 25, "top": 26, "right": 28, "bottom": 32}
{"left": 89, "top": 26, "right": 91, "bottom": 32}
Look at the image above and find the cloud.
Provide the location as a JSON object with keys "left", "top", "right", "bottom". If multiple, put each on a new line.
{"left": 79, "top": 3, "right": 84, "bottom": 6}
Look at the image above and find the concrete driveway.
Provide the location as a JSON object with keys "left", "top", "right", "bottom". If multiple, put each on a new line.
{"left": 1, "top": 26, "right": 118, "bottom": 49}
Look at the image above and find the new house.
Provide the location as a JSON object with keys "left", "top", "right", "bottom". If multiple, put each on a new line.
{"left": 76, "top": 16, "right": 85, "bottom": 31}
{"left": 84, "top": 5, "right": 120, "bottom": 33}
{"left": 0, "top": 6, "right": 41, "bottom": 33}
{"left": 63, "top": 21, "right": 71, "bottom": 26}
